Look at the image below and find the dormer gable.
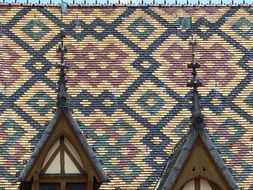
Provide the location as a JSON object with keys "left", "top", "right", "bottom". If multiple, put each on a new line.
{"left": 176, "top": 137, "right": 229, "bottom": 189}
{"left": 19, "top": 109, "right": 109, "bottom": 190}
{"left": 156, "top": 128, "right": 238, "bottom": 190}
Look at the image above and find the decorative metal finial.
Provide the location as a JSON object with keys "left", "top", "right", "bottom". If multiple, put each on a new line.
{"left": 56, "top": 5, "right": 69, "bottom": 110}
{"left": 186, "top": 15, "right": 204, "bottom": 130}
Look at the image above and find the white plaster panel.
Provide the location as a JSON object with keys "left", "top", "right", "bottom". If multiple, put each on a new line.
{"left": 42, "top": 139, "right": 60, "bottom": 168}
{"left": 64, "top": 137, "right": 83, "bottom": 168}
{"left": 64, "top": 152, "right": 80, "bottom": 174}
{"left": 45, "top": 152, "right": 61, "bottom": 174}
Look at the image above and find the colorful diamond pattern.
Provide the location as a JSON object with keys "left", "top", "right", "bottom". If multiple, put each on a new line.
{"left": 220, "top": 9, "right": 253, "bottom": 49}
{"left": 128, "top": 17, "right": 155, "bottom": 40}
{"left": 137, "top": 90, "right": 165, "bottom": 115}
{"left": 11, "top": 9, "right": 59, "bottom": 50}
{"left": 116, "top": 9, "right": 166, "bottom": 49}
{"left": 153, "top": 35, "right": 192, "bottom": 95}
{"left": 22, "top": 19, "right": 50, "bottom": 42}
{"left": 154, "top": 34, "right": 246, "bottom": 96}
{"left": 0, "top": 36, "right": 32, "bottom": 96}
{"left": 46, "top": 35, "right": 140, "bottom": 96}
{"left": 27, "top": 90, "right": 54, "bottom": 115}
{"left": 232, "top": 17, "right": 253, "bottom": 40}
{"left": 76, "top": 110, "right": 149, "bottom": 189}
{"left": 126, "top": 80, "right": 177, "bottom": 125}
{"left": 196, "top": 35, "right": 245, "bottom": 96}
{"left": 0, "top": 6, "right": 253, "bottom": 190}
{"left": 15, "top": 81, "right": 55, "bottom": 125}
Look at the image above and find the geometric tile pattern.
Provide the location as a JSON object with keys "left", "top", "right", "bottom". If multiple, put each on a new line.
{"left": 232, "top": 17, "right": 253, "bottom": 40}
{"left": 22, "top": 19, "right": 50, "bottom": 42}
{"left": 0, "top": 5, "right": 253, "bottom": 190}
{"left": 27, "top": 90, "right": 53, "bottom": 115}
{"left": 128, "top": 17, "right": 155, "bottom": 40}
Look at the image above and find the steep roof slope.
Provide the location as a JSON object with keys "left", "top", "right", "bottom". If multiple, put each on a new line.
{"left": 0, "top": 5, "right": 253, "bottom": 189}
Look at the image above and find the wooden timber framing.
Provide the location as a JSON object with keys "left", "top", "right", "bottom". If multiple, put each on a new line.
{"left": 41, "top": 135, "right": 84, "bottom": 175}
{"left": 173, "top": 138, "right": 228, "bottom": 190}
{"left": 19, "top": 110, "right": 109, "bottom": 190}
{"left": 60, "top": 136, "right": 65, "bottom": 174}
{"left": 155, "top": 128, "right": 238, "bottom": 190}
{"left": 39, "top": 174, "right": 87, "bottom": 190}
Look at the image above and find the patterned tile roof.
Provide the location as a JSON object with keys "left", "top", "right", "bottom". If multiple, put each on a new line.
{"left": 0, "top": 5, "right": 253, "bottom": 190}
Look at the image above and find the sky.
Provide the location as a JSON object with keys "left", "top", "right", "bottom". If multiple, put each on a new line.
{"left": 0, "top": 0, "right": 251, "bottom": 5}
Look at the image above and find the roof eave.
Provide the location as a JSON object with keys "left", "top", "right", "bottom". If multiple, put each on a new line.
{"left": 156, "top": 130, "right": 197, "bottom": 190}
{"left": 200, "top": 130, "right": 238, "bottom": 189}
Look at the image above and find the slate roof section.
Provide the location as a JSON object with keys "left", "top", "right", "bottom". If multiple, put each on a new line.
{"left": 0, "top": 5, "right": 253, "bottom": 190}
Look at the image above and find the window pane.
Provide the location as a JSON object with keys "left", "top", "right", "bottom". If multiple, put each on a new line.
{"left": 40, "top": 183, "right": 60, "bottom": 190}
{"left": 66, "top": 183, "right": 86, "bottom": 190}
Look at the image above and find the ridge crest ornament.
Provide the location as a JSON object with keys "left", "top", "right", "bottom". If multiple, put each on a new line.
{"left": 187, "top": 31, "right": 204, "bottom": 130}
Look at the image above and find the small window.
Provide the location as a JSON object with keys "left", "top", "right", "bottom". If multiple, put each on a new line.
{"left": 19, "top": 110, "right": 108, "bottom": 190}
{"left": 66, "top": 183, "right": 86, "bottom": 190}
{"left": 40, "top": 183, "right": 60, "bottom": 190}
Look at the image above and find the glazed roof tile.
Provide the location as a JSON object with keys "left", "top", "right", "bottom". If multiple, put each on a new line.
{"left": 0, "top": 5, "right": 253, "bottom": 189}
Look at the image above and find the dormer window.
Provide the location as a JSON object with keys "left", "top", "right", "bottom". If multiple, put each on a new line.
{"left": 19, "top": 114, "right": 108, "bottom": 190}
{"left": 38, "top": 136, "right": 87, "bottom": 190}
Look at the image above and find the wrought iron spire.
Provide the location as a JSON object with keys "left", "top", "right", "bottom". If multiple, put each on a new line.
{"left": 187, "top": 20, "right": 204, "bottom": 129}
{"left": 56, "top": 17, "right": 68, "bottom": 110}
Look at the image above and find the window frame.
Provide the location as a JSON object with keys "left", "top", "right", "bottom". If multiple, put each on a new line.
{"left": 22, "top": 115, "right": 100, "bottom": 190}
{"left": 39, "top": 174, "right": 88, "bottom": 190}
{"left": 38, "top": 134, "right": 89, "bottom": 190}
